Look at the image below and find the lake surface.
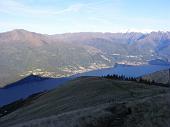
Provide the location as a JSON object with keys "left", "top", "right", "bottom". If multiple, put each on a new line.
{"left": 1, "top": 64, "right": 170, "bottom": 106}
{"left": 0, "top": 78, "right": 70, "bottom": 106}
{"left": 73, "top": 64, "right": 170, "bottom": 78}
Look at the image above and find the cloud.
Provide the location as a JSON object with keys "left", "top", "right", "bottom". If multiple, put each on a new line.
{"left": 52, "top": 4, "right": 84, "bottom": 15}
{"left": 0, "top": 0, "right": 84, "bottom": 16}
{"left": 0, "top": 0, "right": 118, "bottom": 16}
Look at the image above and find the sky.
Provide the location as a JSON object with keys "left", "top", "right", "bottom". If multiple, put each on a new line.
{"left": 0, "top": 0, "right": 170, "bottom": 34}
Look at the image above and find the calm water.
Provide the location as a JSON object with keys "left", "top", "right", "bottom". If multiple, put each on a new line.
{"left": 1, "top": 64, "right": 170, "bottom": 106}
{"left": 73, "top": 64, "right": 170, "bottom": 78}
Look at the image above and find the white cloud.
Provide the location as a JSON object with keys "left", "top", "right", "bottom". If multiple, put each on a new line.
{"left": 0, "top": 0, "right": 84, "bottom": 16}
{"left": 52, "top": 4, "right": 84, "bottom": 15}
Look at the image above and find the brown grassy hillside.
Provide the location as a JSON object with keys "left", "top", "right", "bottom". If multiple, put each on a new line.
{"left": 0, "top": 77, "right": 170, "bottom": 127}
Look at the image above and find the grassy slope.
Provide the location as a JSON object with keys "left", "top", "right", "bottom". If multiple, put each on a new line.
{"left": 0, "top": 77, "right": 170, "bottom": 127}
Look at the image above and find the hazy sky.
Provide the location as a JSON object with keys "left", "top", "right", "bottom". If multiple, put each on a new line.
{"left": 0, "top": 0, "right": 170, "bottom": 34}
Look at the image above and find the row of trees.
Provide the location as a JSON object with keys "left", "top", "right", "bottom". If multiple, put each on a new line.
{"left": 103, "top": 74, "right": 156, "bottom": 85}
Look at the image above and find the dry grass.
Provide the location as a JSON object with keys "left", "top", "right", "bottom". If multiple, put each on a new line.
{"left": 0, "top": 77, "right": 170, "bottom": 127}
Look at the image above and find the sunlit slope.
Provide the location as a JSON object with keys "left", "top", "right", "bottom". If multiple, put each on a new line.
{"left": 0, "top": 77, "right": 170, "bottom": 127}
{"left": 1, "top": 30, "right": 170, "bottom": 87}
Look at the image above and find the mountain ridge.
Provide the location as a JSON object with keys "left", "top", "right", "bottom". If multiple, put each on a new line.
{"left": 1, "top": 29, "right": 170, "bottom": 35}
{"left": 0, "top": 29, "right": 170, "bottom": 86}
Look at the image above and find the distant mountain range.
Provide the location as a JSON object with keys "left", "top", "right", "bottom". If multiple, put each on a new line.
{"left": 0, "top": 29, "right": 170, "bottom": 86}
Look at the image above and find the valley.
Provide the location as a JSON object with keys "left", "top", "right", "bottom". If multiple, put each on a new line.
{"left": 0, "top": 30, "right": 170, "bottom": 127}
{"left": 1, "top": 0, "right": 170, "bottom": 126}
{"left": 1, "top": 30, "right": 170, "bottom": 87}
{"left": 0, "top": 63, "right": 170, "bottom": 106}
